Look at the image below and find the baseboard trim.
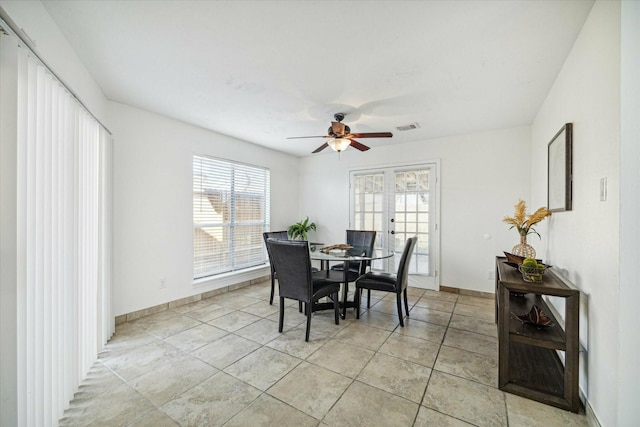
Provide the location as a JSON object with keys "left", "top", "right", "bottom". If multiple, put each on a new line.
{"left": 115, "top": 275, "right": 270, "bottom": 326}
{"left": 440, "top": 285, "right": 494, "bottom": 299}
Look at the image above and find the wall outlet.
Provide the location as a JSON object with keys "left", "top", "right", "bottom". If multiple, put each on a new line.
{"left": 488, "top": 270, "right": 495, "bottom": 280}
{"left": 159, "top": 278, "right": 166, "bottom": 289}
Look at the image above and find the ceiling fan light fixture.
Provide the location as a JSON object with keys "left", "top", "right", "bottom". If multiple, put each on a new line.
{"left": 327, "top": 138, "right": 351, "bottom": 152}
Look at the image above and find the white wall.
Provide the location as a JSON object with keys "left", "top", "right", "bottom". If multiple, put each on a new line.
{"left": 531, "top": 1, "right": 621, "bottom": 425}
{"left": 109, "top": 102, "right": 299, "bottom": 316}
{"left": 617, "top": 1, "right": 640, "bottom": 424}
{"left": 298, "top": 126, "right": 531, "bottom": 293}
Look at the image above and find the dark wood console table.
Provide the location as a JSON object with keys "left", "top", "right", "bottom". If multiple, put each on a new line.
{"left": 495, "top": 257, "right": 580, "bottom": 413}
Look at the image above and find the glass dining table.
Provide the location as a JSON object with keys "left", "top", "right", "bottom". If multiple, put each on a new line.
{"left": 309, "top": 246, "right": 394, "bottom": 318}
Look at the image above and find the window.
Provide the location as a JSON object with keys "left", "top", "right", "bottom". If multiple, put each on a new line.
{"left": 193, "top": 155, "right": 270, "bottom": 279}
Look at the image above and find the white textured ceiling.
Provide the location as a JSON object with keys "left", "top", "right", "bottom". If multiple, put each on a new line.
{"left": 42, "top": 0, "right": 594, "bottom": 157}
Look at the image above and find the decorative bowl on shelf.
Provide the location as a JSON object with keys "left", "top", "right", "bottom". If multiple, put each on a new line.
{"left": 518, "top": 264, "right": 546, "bottom": 282}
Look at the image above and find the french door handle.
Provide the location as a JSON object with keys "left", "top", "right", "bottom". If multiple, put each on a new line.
{"left": 390, "top": 230, "right": 395, "bottom": 235}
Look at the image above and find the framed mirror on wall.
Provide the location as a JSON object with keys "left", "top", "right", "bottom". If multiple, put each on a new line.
{"left": 548, "top": 123, "right": 573, "bottom": 212}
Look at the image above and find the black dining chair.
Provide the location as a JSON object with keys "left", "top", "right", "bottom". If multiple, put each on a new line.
{"left": 330, "top": 230, "right": 376, "bottom": 308}
{"left": 266, "top": 239, "right": 340, "bottom": 341}
{"left": 263, "top": 231, "right": 289, "bottom": 305}
{"left": 354, "top": 236, "right": 417, "bottom": 327}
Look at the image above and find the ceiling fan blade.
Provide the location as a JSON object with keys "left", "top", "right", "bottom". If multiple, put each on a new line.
{"left": 348, "top": 132, "right": 393, "bottom": 138}
{"left": 348, "top": 139, "right": 370, "bottom": 151}
{"left": 331, "top": 121, "right": 345, "bottom": 136}
{"left": 287, "top": 135, "right": 329, "bottom": 139}
{"left": 312, "top": 142, "right": 329, "bottom": 153}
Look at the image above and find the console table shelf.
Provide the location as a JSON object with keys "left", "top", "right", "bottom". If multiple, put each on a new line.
{"left": 495, "top": 257, "right": 580, "bottom": 413}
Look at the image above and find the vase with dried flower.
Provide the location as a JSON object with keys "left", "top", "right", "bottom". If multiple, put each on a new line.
{"left": 503, "top": 200, "right": 552, "bottom": 258}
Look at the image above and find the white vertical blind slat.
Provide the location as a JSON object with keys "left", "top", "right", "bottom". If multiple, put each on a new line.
{"left": 12, "top": 44, "right": 113, "bottom": 426}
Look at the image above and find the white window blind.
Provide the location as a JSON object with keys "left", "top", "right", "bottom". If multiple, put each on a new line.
{"left": 193, "top": 155, "right": 270, "bottom": 279}
{"left": 0, "top": 26, "right": 113, "bottom": 426}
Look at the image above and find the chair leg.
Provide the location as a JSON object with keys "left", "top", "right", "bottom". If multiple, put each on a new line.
{"left": 342, "top": 283, "right": 348, "bottom": 319}
{"left": 279, "top": 297, "right": 286, "bottom": 332}
{"left": 396, "top": 293, "right": 405, "bottom": 327}
{"left": 305, "top": 302, "right": 312, "bottom": 342}
{"left": 299, "top": 301, "right": 303, "bottom": 313}
{"left": 333, "top": 292, "right": 340, "bottom": 325}
{"left": 270, "top": 275, "right": 275, "bottom": 305}
{"left": 404, "top": 289, "right": 410, "bottom": 317}
{"left": 367, "top": 289, "right": 371, "bottom": 308}
{"left": 355, "top": 287, "right": 361, "bottom": 319}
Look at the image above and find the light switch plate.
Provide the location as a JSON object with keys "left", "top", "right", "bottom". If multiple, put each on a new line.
{"left": 600, "top": 177, "right": 607, "bottom": 201}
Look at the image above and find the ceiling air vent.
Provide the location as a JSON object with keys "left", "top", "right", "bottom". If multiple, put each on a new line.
{"left": 396, "top": 123, "right": 420, "bottom": 132}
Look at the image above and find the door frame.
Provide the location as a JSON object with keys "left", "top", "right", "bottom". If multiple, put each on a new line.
{"left": 348, "top": 160, "right": 441, "bottom": 290}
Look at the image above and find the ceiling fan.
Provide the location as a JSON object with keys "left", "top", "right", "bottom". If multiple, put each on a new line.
{"left": 287, "top": 113, "right": 393, "bottom": 153}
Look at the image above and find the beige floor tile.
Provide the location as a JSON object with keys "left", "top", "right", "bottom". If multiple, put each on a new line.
{"left": 190, "top": 334, "right": 261, "bottom": 369}
{"left": 379, "top": 333, "right": 439, "bottom": 368}
{"left": 414, "top": 297, "right": 456, "bottom": 313}
{"left": 164, "top": 323, "right": 228, "bottom": 352}
{"left": 225, "top": 393, "right": 318, "bottom": 427}
{"left": 396, "top": 318, "right": 447, "bottom": 344}
{"left": 408, "top": 306, "right": 452, "bottom": 326}
{"left": 334, "top": 322, "right": 392, "bottom": 351}
{"left": 357, "top": 309, "right": 402, "bottom": 331}
{"left": 130, "top": 354, "right": 217, "bottom": 406}
{"left": 170, "top": 297, "right": 216, "bottom": 315}
{"left": 209, "top": 294, "right": 262, "bottom": 310}
{"left": 59, "top": 281, "right": 591, "bottom": 427}
{"left": 422, "top": 371, "right": 507, "bottom": 426}
{"left": 369, "top": 298, "right": 403, "bottom": 316}
{"left": 132, "top": 311, "right": 203, "bottom": 340}
{"left": 207, "top": 310, "right": 261, "bottom": 332}
{"left": 160, "top": 372, "right": 261, "bottom": 427}
{"left": 422, "top": 289, "right": 459, "bottom": 302}
{"left": 102, "top": 340, "right": 183, "bottom": 381}
{"left": 183, "top": 302, "right": 235, "bottom": 322}
{"left": 457, "top": 294, "right": 495, "bottom": 308}
{"left": 69, "top": 362, "right": 125, "bottom": 401}
{"left": 266, "top": 307, "right": 307, "bottom": 331}
{"left": 357, "top": 352, "right": 432, "bottom": 403}
{"left": 224, "top": 346, "right": 301, "bottom": 390}
{"left": 60, "top": 383, "right": 155, "bottom": 426}
{"left": 100, "top": 324, "right": 157, "bottom": 361}
{"left": 442, "top": 328, "right": 498, "bottom": 357}
{"left": 413, "top": 406, "right": 474, "bottom": 426}
{"left": 505, "top": 394, "right": 589, "bottom": 426}
{"left": 240, "top": 300, "right": 281, "bottom": 318}
{"left": 453, "top": 302, "right": 495, "bottom": 321}
{"left": 265, "top": 325, "right": 329, "bottom": 359}
{"left": 448, "top": 313, "right": 498, "bottom": 338}
{"left": 323, "top": 380, "right": 419, "bottom": 427}
{"left": 127, "top": 409, "right": 180, "bottom": 427}
{"left": 434, "top": 345, "right": 498, "bottom": 387}
{"left": 234, "top": 318, "right": 283, "bottom": 344}
{"left": 267, "top": 361, "right": 352, "bottom": 419}
{"left": 307, "top": 339, "right": 375, "bottom": 378}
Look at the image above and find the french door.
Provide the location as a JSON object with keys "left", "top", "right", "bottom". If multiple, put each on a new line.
{"left": 350, "top": 163, "right": 439, "bottom": 290}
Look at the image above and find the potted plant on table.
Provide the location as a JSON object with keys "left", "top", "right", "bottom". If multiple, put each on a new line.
{"left": 288, "top": 217, "right": 316, "bottom": 241}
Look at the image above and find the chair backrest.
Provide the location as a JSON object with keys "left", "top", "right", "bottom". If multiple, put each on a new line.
{"left": 346, "top": 230, "right": 376, "bottom": 254}
{"left": 396, "top": 237, "right": 418, "bottom": 291}
{"left": 266, "top": 239, "right": 313, "bottom": 303}
{"left": 346, "top": 230, "right": 377, "bottom": 273}
{"left": 263, "top": 231, "right": 289, "bottom": 274}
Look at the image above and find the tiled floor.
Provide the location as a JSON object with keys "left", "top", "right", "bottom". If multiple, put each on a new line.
{"left": 59, "top": 281, "right": 589, "bottom": 426}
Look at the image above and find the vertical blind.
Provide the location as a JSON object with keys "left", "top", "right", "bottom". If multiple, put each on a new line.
{"left": 10, "top": 35, "right": 113, "bottom": 426}
{"left": 193, "top": 155, "right": 270, "bottom": 279}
